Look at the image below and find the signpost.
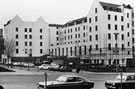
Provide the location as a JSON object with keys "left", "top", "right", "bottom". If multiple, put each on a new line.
{"left": 44, "top": 72, "right": 47, "bottom": 89}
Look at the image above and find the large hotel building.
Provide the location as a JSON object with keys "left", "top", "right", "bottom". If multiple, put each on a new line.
{"left": 4, "top": 0, "right": 134, "bottom": 66}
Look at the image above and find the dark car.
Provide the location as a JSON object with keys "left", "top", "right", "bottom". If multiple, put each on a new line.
{"left": 0, "top": 85, "right": 4, "bottom": 89}
{"left": 59, "top": 66, "right": 72, "bottom": 72}
{"left": 104, "top": 73, "right": 135, "bottom": 89}
{"left": 37, "top": 75, "right": 94, "bottom": 89}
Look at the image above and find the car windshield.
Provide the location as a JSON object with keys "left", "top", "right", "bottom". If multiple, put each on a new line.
{"left": 116, "top": 75, "right": 127, "bottom": 80}
{"left": 56, "top": 76, "right": 68, "bottom": 82}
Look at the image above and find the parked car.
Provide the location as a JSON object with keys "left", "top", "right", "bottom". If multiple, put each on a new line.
{"left": 48, "top": 64, "right": 61, "bottom": 71}
{"left": 59, "top": 66, "right": 72, "bottom": 72}
{"left": 104, "top": 73, "right": 135, "bottom": 89}
{"left": 39, "top": 64, "right": 51, "bottom": 70}
{"left": 37, "top": 75, "right": 94, "bottom": 89}
{"left": 23, "top": 63, "right": 35, "bottom": 67}
{"left": 0, "top": 85, "right": 4, "bottom": 89}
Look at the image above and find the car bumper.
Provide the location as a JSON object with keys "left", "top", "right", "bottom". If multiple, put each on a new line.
{"left": 37, "top": 84, "right": 46, "bottom": 89}
{"left": 105, "top": 85, "right": 116, "bottom": 89}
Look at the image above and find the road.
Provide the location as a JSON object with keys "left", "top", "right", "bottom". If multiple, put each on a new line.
{"left": 0, "top": 70, "right": 117, "bottom": 89}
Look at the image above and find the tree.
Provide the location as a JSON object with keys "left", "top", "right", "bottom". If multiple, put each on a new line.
{"left": 4, "top": 39, "right": 16, "bottom": 67}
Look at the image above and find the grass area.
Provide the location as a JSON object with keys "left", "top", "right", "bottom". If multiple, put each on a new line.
{"left": 0, "top": 66, "right": 15, "bottom": 72}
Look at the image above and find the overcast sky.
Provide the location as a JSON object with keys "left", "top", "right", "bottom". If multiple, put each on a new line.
{"left": 0, "top": 0, "right": 134, "bottom": 28}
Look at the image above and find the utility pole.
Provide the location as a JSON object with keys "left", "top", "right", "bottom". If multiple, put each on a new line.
{"left": 113, "top": 33, "right": 119, "bottom": 74}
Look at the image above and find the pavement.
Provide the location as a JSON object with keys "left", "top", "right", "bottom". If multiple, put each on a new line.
{"left": 0, "top": 66, "right": 130, "bottom": 76}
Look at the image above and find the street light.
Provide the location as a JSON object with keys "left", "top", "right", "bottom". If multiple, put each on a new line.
{"left": 57, "top": 47, "right": 60, "bottom": 63}
{"left": 113, "top": 33, "right": 119, "bottom": 74}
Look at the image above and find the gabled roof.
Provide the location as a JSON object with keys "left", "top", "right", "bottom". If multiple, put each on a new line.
{"left": 99, "top": 1, "right": 121, "bottom": 8}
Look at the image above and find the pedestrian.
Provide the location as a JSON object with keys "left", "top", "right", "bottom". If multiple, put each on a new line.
{"left": 76, "top": 65, "right": 80, "bottom": 73}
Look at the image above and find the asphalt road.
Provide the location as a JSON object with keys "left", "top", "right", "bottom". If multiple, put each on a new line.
{"left": 0, "top": 70, "right": 117, "bottom": 89}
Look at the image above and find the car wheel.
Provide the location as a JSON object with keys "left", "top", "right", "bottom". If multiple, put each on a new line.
{"left": 117, "top": 86, "right": 121, "bottom": 89}
{"left": 0, "top": 86, "right": 4, "bottom": 89}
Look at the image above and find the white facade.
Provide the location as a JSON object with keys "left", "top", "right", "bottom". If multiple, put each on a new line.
{"left": 4, "top": 15, "right": 49, "bottom": 57}
{"left": 49, "top": 0, "right": 134, "bottom": 66}
{"left": 3, "top": 0, "right": 134, "bottom": 66}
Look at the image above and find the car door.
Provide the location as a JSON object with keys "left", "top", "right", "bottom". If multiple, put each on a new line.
{"left": 64, "top": 77, "right": 85, "bottom": 89}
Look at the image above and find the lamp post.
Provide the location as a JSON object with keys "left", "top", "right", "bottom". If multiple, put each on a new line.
{"left": 113, "top": 33, "right": 119, "bottom": 74}
{"left": 57, "top": 47, "right": 60, "bottom": 63}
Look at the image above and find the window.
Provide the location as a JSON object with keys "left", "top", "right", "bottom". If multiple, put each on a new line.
{"left": 40, "top": 42, "right": 43, "bottom": 46}
{"left": 96, "top": 44, "right": 98, "bottom": 50}
{"left": 71, "top": 29, "right": 72, "bottom": 32}
{"left": 29, "top": 28, "right": 32, "bottom": 32}
{"left": 127, "top": 13, "right": 129, "bottom": 18}
{"left": 127, "top": 32, "right": 130, "bottom": 37}
{"left": 121, "top": 25, "right": 124, "bottom": 31}
{"left": 78, "top": 27, "right": 80, "bottom": 31}
{"left": 56, "top": 37, "right": 59, "bottom": 41}
{"left": 89, "top": 27, "right": 92, "bottom": 32}
{"left": 89, "top": 35, "right": 92, "bottom": 41}
{"left": 122, "top": 44, "right": 124, "bottom": 50}
{"left": 83, "top": 33, "right": 85, "bottom": 37}
{"left": 83, "top": 26, "right": 85, "bottom": 30}
{"left": 95, "top": 34, "right": 98, "bottom": 40}
{"left": 108, "top": 33, "right": 111, "bottom": 40}
{"left": 56, "top": 31, "right": 59, "bottom": 35}
{"left": 95, "top": 16, "right": 98, "bottom": 22}
{"left": 121, "top": 34, "right": 124, "bottom": 40}
{"left": 89, "top": 18, "right": 91, "bottom": 23}
{"left": 25, "top": 49, "right": 27, "bottom": 54}
{"left": 16, "top": 49, "right": 19, "bottom": 54}
{"left": 16, "top": 27, "right": 18, "bottom": 32}
{"left": 127, "top": 23, "right": 129, "bottom": 28}
{"left": 89, "top": 45, "right": 92, "bottom": 51}
{"left": 115, "top": 25, "right": 117, "bottom": 30}
{"left": 25, "top": 35, "right": 27, "bottom": 39}
{"left": 95, "top": 8, "right": 97, "bottom": 13}
{"left": 40, "top": 35, "right": 42, "bottom": 39}
{"left": 95, "top": 25, "right": 98, "bottom": 31}
{"left": 16, "top": 41, "right": 18, "bottom": 46}
{"left": 16, "top": 34, "right": 18, "bottom": 39}
{"left": 25, "top": 28, "right": 27, "bottom": 32}
{"left": 121, "top": 16, "right": 124, "bottom": 21}
{"left": 128, "top": 42, "right": 130, "bottom": 46}
{"left": 108, "top": 44, "right": 111, "bottom": 50}
{"left": 75, "top": 28, "right": 77, "bottom": 32}
{"left": 29, "top": 42, "right": 32, "bottom": 46}
{"left": 115, "top": 15, "right": 117, "bottom": 21}
{"left": 29, "top": 35, "right": 32, "bottom": 39}
{"left": 108, "top": 14, "right": 111, "bottom": 20}
{"left": 40, "top": 29, "right": 42, "bottom": 33}
{"left": 108, "top": 24, "right": 111, "bottom": 30}
{"left": 75, "top": 34, "right": 77, "bottom": 38}
{"left": 40, "top": 49, "right": 43, "bottom": 54}
{"left": 78, "top": 34, "right": 80, "bottom": 38}
{"left": 25, "top": 41, "right": 27, "bottom": 46}
{"left": 64, "top": 30, "right": 66, "bottom": 33}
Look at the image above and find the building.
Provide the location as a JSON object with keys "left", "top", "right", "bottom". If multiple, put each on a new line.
{"left": 3, "top": 0, "right": 134, "bottom": 66}
{"left": 0, "top": 29, "right": 4, "bottom": 62}
{"left": 49, "top": 0, "right": 134, "bottom": 66}
{"left": 4, "top": 15, "right": 49, "bottom": 62}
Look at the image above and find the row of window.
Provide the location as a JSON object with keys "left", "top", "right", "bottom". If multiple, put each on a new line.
{"left": 16, "top": 34, "right": 43, "bottom": 39}
{"left": 16, "top": 41, "right": 43, "bottom": 46}
{"left": 49, "top": 45, "right": 131, "bottom": 56}
{"left": 108, "top": 13, "right": 130, "bottom": 21}
{"left": 108, "top": 23, "right": 130, "bottom": 30}
{"left": 15, "top": 27, "right": 43, "bottom": 33}
{"left": 16, "top": 49, "right": 43, "bottom": 54}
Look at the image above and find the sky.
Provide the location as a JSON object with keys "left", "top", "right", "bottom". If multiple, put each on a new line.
{"left": 0, "top": 0, "right": 134, "bottom": 28}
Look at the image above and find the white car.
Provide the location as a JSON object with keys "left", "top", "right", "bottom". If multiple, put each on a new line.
{"left": 39, "top": 64, "right": 51, "bottom": 70}
{"left": 23, "top": 63, "right": 35, "bottom": 67}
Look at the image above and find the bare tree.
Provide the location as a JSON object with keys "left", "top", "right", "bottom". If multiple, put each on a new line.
{"left": 4, "top": 39, "right": 16, "bottom": 66}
